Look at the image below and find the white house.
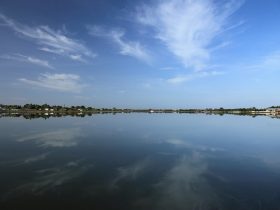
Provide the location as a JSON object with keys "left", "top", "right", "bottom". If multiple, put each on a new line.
{"left": 267, "top": 108, "right": 280, "bottom": 115}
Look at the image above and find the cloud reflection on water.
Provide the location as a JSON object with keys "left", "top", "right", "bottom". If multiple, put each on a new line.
{"left": 23, "top": 153, "right": 50, "bottom": 164}
{"left": 17, "top": 128, "right": 84, "bottom": 147}
{"left": 111, "top": 158, "right": 151, "bottom": 189}
{"left": 5, "top": 160, "right": 92, "bottom": 197}
{"left": 149, "top": 153, "right": 221, "bottom": 210}
{"left": 166, "top": 138, "right": 225, "bottom": 153}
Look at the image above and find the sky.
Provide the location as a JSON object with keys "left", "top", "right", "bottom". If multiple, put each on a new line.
{"left": 0, "top": 0, "right": 280, "bottom": 108}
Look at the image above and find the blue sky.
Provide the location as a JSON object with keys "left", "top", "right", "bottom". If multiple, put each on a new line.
{"left": 0, "top": 0, "right": 280, "bottom": 108}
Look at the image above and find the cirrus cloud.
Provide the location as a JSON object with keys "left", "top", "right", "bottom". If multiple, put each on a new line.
{"left": 88, "top": 25, "right": 151, "bottom": 63}
{"left": 136, "top": 0, "right": 243, "bottom": 71}
{"left": 19, "top": 73, "right": 87, "bottom": 93}
{"left": 167, "top": 71, "right": 224, "bottom": 84}
{"left": 0, "top": 13, "right": 96, "bottom": 62}
{"left": 0, "top": 53, "right": 54, "bottom": 69}
{"left": 246, "top": 51, "right": 280, "bottom": 71}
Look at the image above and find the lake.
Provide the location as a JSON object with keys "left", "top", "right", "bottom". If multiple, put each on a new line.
{"left": 0, "top": 113, "right": 280, "bottom": 210}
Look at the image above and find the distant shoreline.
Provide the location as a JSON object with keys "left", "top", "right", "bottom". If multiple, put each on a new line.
{"left": 1, "top": 104, "right": 280, "bottom": 119}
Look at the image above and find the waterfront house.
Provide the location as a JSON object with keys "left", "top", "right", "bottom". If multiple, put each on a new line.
{"left": 264, "top": 108, "right": 280, "bottom": 115}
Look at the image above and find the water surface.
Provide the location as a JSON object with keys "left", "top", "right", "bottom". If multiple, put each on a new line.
{"left": 1, "top": 114, "right": 280, "bottom": 210}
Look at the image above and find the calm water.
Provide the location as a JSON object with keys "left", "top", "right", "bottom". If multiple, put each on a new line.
{"left": 1, "top": 114, "right": 280, "bottom": 210}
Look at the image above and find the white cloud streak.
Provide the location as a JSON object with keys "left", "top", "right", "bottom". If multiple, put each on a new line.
{"left": 160, "top": 66, "right": 177, "bottom": 71}
{"left": 0, "top": 13, "right": 96, "bottom": 62}
{"left": 88, "top": 25, "right": 151, "bottom": 62}
{"left": 167, "top": 71, "right": 224, "bottom": 84}
{"left": 0, "top": 54, "right": 54, "bottom": 69}
{"left": 247, "top": 51, "right": 280, "bottom": 71}
{"left": 19, "top": 73, "right": 87, "bottom": 93}
{"left": 136, "top": 0, "right": 243, "bottom": 71}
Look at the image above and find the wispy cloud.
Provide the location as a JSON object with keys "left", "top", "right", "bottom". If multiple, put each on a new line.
{"left": 19, "top": 73, "right": 87, "bottom": 93}
{"left": 0, "top": 54, "right": 54, "bottom": 69}
{"left": 167, "top": 71, "right": 224, "bottom": 84}
{"left": 88, "top": 25, "right": 151, "bottom": 62}
{"left": 160, "top": 66, "right": 177, "bottom": 71}
{"left": 136, "top": 0, "right": 243, "bottom": 71}
{"left": 247, "top": 51, "right": 280, "bottom": 71}
{"left": 0, "top": 13, "right": 96, "bottom": 62}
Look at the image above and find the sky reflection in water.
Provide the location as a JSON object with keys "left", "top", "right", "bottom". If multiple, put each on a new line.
{"left": 0, "top": 114, "right": 280, "bottom": 210}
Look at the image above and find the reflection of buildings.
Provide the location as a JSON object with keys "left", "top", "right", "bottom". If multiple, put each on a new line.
{"left": 266, "top": 108, "right": 280, "bottom": 115}
{"left": 253, "top": 108, "right": 280, "bottom": 116}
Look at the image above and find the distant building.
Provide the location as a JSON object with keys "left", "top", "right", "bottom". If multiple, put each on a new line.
{"left": 264, "top": 108, "right": 280, "bottom": 115}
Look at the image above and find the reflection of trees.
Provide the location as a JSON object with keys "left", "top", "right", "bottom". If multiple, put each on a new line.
{"left": 0, "top": 113, "right": 94, "bottom": 119}
{"left": 1, "top": 112, "right": 280, "bottom": 120}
